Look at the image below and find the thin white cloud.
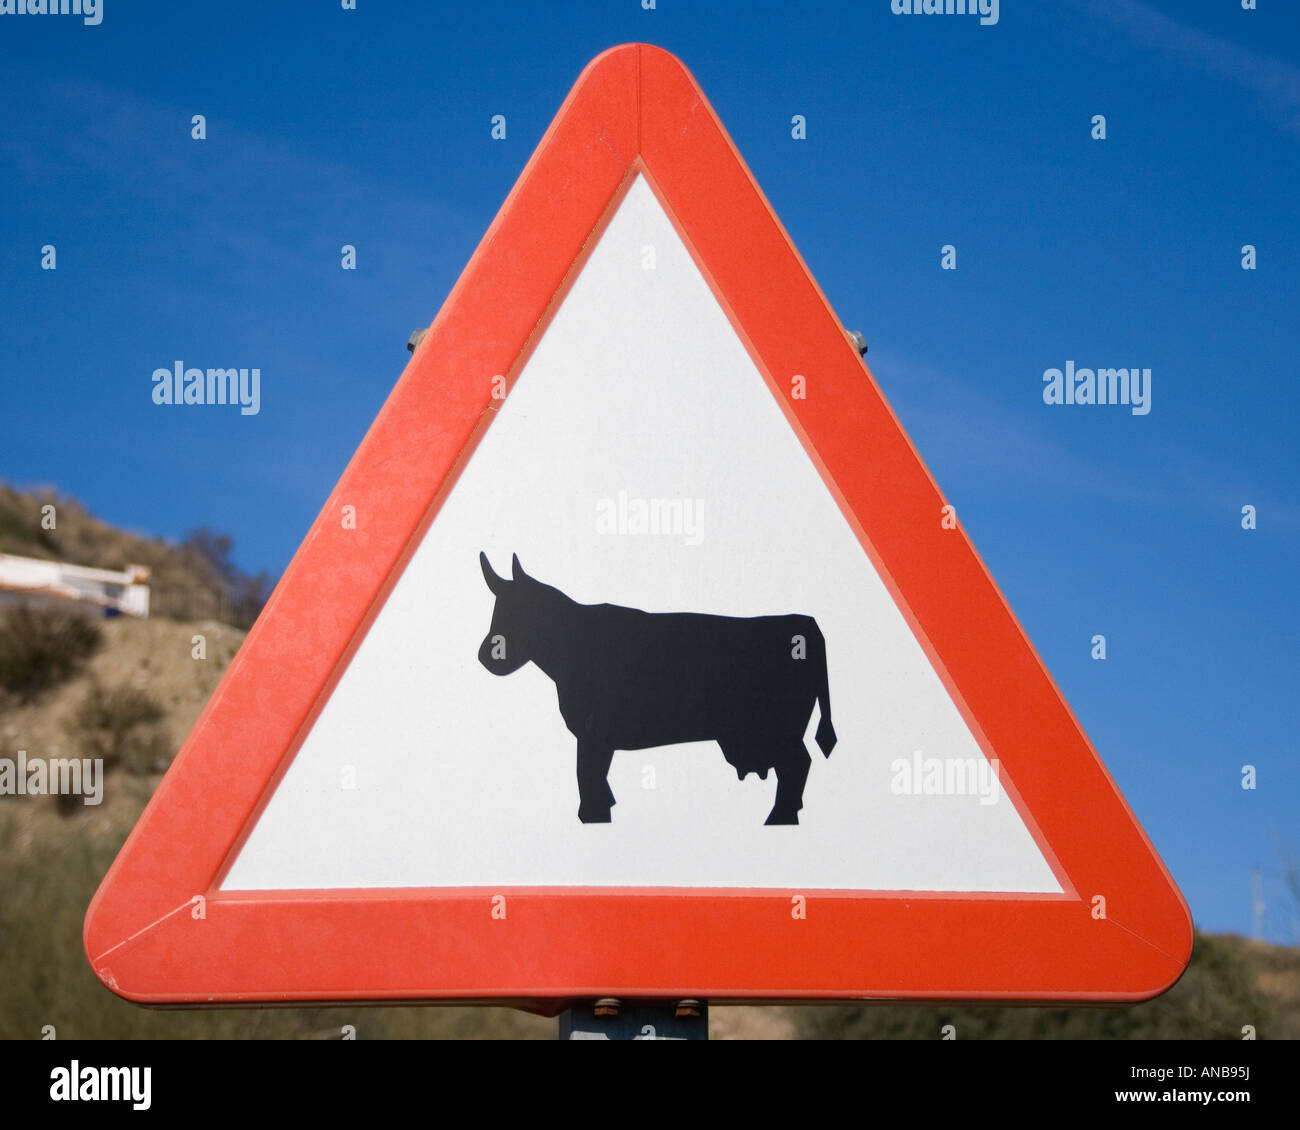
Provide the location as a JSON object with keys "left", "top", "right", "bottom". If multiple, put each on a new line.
{"left": 871, "top": 350, "right": 1300, "bottom": 532}
{"left": 0, "top": 68, "right": 473, "bottom": 308}
{"left": 1078, "top": 0, "right": 1300, "bottom": 140}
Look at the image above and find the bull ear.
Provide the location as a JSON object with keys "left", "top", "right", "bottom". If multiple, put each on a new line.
{"left": 511, "top": 553, "right": 526, "bottom": 581}
{"left": 480, "top": 552, "right": 506, "bottom": 595}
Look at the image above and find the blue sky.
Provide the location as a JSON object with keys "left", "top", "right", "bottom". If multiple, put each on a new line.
{"left": 2, "top": 0, "right": 1297, "bottom": 944}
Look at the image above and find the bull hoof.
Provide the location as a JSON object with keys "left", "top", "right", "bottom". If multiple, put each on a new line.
{"left": 579, "top": 806, "right": 612, "bottom": 824}
{"left": 764, "top": 810, "right": 799, "bottom": 826}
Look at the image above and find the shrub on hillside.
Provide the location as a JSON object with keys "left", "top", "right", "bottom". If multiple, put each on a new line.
{"left": 65, "top": 680, "right": 169, "bottom": 780}
{"left": 0, "top": 603, "right": 103, "bottom": 704}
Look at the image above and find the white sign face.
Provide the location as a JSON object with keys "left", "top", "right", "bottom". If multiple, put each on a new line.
{"left": 222, "top": 175, "right": 1060, "bottom": 895}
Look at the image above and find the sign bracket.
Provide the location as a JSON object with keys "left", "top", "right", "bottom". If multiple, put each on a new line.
{"left": 559, "top": 999, "right": 708, "bottom": 1041}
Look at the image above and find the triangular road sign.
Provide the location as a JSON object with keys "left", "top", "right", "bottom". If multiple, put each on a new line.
{"left": 86, "top": 43, "right": 1191, "bottom": 1009}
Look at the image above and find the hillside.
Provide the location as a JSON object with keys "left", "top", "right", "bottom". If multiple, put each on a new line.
{"left": 1, "top": 613, "right": 1296, "bottom": 1040}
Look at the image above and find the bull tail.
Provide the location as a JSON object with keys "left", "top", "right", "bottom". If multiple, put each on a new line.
{"left": 812, "top": 626, "right": 837, "bottom": 758}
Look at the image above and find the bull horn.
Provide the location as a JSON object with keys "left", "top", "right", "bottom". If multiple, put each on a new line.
{"left": 512, "top": 553, "right": 526, "bottom": 580}
{"left": 480, "top": 551, "right": 506, "bottom": 594}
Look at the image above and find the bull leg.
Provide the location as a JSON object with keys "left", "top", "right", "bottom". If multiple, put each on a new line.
{"left": 765, "top": 747, "right": 811, "bottom": 825}
{"left": 576, "top": 740, "right": 615, "bottom": 823}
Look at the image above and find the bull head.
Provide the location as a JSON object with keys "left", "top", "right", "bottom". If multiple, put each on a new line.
{"left": 478, "top": 552, "right": 533, "bottom": 676}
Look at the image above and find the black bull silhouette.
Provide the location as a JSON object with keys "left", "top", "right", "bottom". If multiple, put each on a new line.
{"left": 477, "top": 553, "right": 837, "bottom": 825}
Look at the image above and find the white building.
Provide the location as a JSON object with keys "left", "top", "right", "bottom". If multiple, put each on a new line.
{"left": 0, "top": 553, "right": 151, "bottom": 617}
